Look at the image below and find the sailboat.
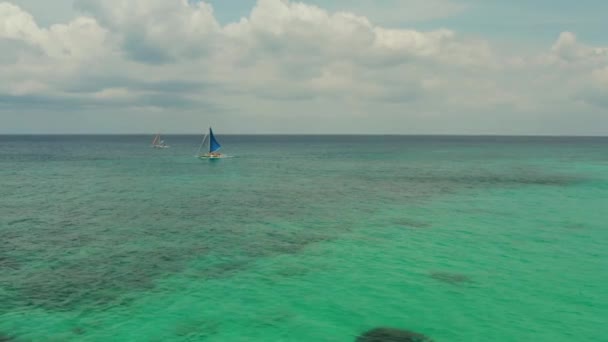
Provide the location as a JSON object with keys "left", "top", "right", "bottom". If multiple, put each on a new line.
{"left": 197, "top": 127, "right": 224, "bottom": 159}
{"left": 151, "top": 132, "right": 169, "bottom": 149}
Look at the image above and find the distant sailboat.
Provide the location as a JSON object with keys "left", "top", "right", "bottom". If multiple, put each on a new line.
{"left": 197, "top": 127, "right": 224, "bottom": 159}
{"left": 151, "top": 132, "right": 169, "bottom": 149}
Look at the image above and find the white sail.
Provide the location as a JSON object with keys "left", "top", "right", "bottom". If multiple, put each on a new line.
{"left": 152, "top": 132, "right": 169, "bottom": 148}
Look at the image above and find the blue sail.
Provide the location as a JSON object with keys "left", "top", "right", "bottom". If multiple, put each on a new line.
{"left": 209, "top": 128, "right": 221, "bottom": 153}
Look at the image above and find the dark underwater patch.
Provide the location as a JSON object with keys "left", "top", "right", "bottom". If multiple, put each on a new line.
{"left": 487, "top": 174, "right": 580, "bottom": 186}
{"left": 5, "top": 221, "right": 334, "bottom": 311}
{"left": 6, "top": 218, "right": 43, "bottom": 226}
{"left": 11, "top": 244, "right": 207, "bottom": 311}
{"left": 270, "top": 233, "right": 332, "bottom": 255}
{"left": 361, "top": 171, "right": 583, "bottom": 190}
{"left": 191, "top": 232, "right": 330, "bottom": 281}
{"left": 429, "top": 271, "right": 472, "bottom": 285}
{"left": 356, "top": 327, "right": 433, "bottom": 342}
{"left": 563, "top": 222, "right": 586, "bottom": 230}
{"left": 0, "top": 255, "right": 20, "bottom": 271}
{"left": 72, "top": 327, "right": 86, "bottom": 335}
{"left": 409, "top": 173, "right": 581, "bottom": 187}
{"left": 2, "top": 193, "right": 338, "bottom": 312}
{"left": 245, "top": 231, "right": 333, "bottom": 258}
{"left": 0, "top": 333, "right": 15, "bottom": 342}
{"left": 274, "top": 265, "right": 312, "bottom": 278}
{"left": 200, "top": 260, "right": 250, "bottom": 280}
{"left": 253, "top": 310, "right": 295, "bottom": 328}
{"left": 174, "top": 319, "right": 220, "bottom": 340}
{"left": 393, "top": 219, "right": 431, "bottom": 229}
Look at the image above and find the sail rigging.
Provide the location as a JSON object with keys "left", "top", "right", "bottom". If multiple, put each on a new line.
{"left": 152, "top": 132, "right": 169, "bottom": 148}
{"left": 197, "top": 127, "right": 224, "bottom": 159}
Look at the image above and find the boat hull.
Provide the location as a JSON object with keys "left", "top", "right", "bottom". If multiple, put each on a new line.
{"left": 198, "top": 154, "right": 224, "bottom": 160}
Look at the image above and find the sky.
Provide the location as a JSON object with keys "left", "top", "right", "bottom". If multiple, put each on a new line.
{"left": 1, "top": 0, "right": 607, "bottom": 134}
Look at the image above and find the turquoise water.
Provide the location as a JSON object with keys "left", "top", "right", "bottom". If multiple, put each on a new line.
{"left": 1, "top": 135, "right": 606, "bottom": 341}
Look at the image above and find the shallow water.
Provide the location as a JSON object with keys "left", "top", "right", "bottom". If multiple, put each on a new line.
{"left": 1, "top": 135, "right": 606, "bottom": 341}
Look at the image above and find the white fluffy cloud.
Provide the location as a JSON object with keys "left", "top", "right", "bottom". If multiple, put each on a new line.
{"left": 74, "top": 0, "right": 220, "bottom": 63}
{"left": 549, "top": 31, "right": 608, "bottom": 69}
{"left": 1, "top": 0, "right": 607, "bottom": 134}
{"left": 307, "top": 0, "right": 468, "bottom": 24}
{"left": 1, "top": 2, "right": 110, "bottom": 60}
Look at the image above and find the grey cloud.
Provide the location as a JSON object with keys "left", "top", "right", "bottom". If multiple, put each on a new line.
{"left": 579, "top": 89, "right": 608, "bottom": 109}
{"left": 0, "top": 92, "right": 209, "bottom": 111}
{"left": 0, "top": 39, "right": 43, "bottom": 63}
{"left": 61, "top": 77, "right": 218, "bottom": 95}
{"left": 254, "top": 89, "right": 317, "bottom": 102}
{"left": 371, "top": 87, "right": 424, "bottom": 103}
{"left": 0, "top": 94, "right": 79, "bottom": 110}
{"left": 122, "top": 35, "right": 174, "bottom": 65}
{"left": 74, "top": 0, "right": 220, "bottom": 63}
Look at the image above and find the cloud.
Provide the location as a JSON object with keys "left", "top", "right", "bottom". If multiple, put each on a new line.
{"left": 307, "top": 0, "right": 468, "bottom": 25}
{"left": 74, "top": 0, "right": 220, "bottom": 63}
{"left": 581, "top": 66, "right": 608, "bottom": 108}
{"left": 1, "top": 0, "right": 608, "bottom": 134}
{"left": 592, "top": 67, "right": 608, "bottom": 86}
{"left": 0, "top": 2, "right": 111, "bottom": 60}
{"left": 3, "top": 0, "right": 76, "bottom": 27}
{"left": 550, "top": 31, "right": 608, "bottom": 65}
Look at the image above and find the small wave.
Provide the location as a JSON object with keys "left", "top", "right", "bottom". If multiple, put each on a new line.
{"left": 7, "top": 218, "right": 41, "bottom": 226}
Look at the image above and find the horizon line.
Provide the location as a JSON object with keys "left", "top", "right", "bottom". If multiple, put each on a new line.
{"left": 1, "top": 133, "right": 607, "bottom": 137}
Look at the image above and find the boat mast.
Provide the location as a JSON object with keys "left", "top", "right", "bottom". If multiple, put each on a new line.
{"left": 197, "top": 130, "right": 208, "bottom": 156}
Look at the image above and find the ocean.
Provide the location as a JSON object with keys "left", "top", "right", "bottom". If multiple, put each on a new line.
{"left": 0, "top": 135, "right": 606, "bottom": 341}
